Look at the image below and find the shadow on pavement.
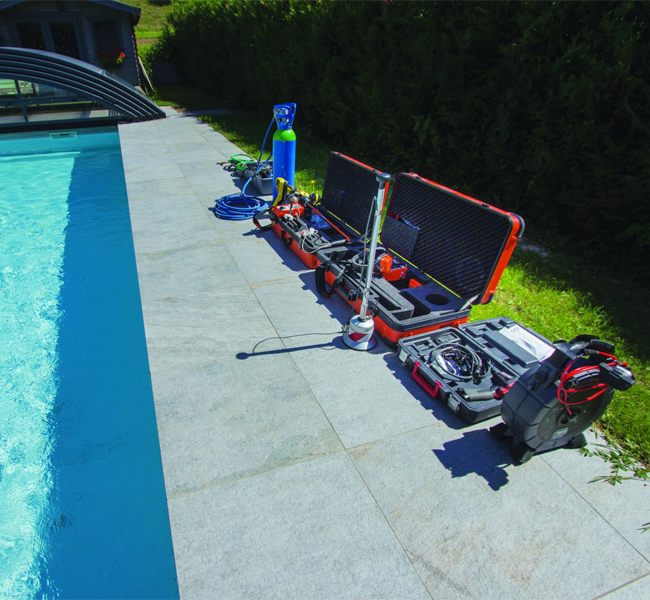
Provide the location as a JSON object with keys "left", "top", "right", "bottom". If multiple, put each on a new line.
{"left": 432, "top": 428, "right": 513, "bottom": 491}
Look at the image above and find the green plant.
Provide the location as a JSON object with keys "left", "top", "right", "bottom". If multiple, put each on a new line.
{"left": 96, "top": 47, "right": 125, "bottom": 69}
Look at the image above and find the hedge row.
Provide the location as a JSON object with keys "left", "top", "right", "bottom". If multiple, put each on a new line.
{"left": 153, "top": 0, "right": 650, "bottom": 276}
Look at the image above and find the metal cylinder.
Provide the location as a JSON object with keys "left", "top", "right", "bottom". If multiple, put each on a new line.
{"left": 272, "top": 104, "right": 296, "bottom": 200}
{"left": 359, "top": 173, "right": 391, "bottom": 320}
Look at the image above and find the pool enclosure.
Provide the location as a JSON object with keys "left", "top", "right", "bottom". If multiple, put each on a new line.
{"left": 0, "top": 46, "right": 164, "bottom": 130}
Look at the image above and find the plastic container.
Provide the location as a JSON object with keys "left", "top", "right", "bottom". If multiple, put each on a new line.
{"left": 251, "top": 173, "right": 274, "bottom": 196}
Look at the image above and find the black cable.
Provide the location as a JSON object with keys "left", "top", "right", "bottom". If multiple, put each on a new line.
{"left": 427, "top": 343, "right": 491, "bottom": 383}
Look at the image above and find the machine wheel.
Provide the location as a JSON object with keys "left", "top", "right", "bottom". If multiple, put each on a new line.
{"left": 568, "top": 433, "right": 588, "bottom": 449}
{"left": 502, "top": 382, "right": 613, "bottom": 453}
{"left": 511, "top": 442, "right": 535, "bottom": 465}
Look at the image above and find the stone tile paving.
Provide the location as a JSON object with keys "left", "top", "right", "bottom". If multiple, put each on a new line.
{"left": 119, "top": 109, "right": 650, "bottom": 599}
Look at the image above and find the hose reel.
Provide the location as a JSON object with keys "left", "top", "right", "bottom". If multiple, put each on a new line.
{"left": 491, "top": 336, "right": 635, "bottom": 464}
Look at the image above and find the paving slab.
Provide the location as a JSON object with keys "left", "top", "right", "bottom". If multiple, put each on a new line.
{"left": 200, "top": 208, "right": 265, "bottom": 243}
{"left": 131, "top": 215, "right": 224, "bottom": 256}
{"left": 228, "top": 235, "right": 311, "bottom": 285}
{"left": 349, "top": 424, "right": 649, "bottom": 600}
{"left": 541, "top": 428, "right": 650, "bottom": 561}
{"left": 168, "top": 147, "right": 227, "bottom": 165}
{"left": 168, "top": 453, "right": 430, "bottom": 600}
{"left": 120, "top": 142, "right": 171, "bottom": 161}
{"left": 152, "top": 351, "right": 343, "bottom": 496}
{"left": 125, "top": 175, "right": 195, "bottom": 201}
{"left": 140, "top": 286, "right": 280, "bottom": 357}
{"left": 250, "top": 274, "right": 359, "bottom": 340}
{"left": 163, "top": 140, "right": 217, "bottom": 155}
{"left": 251, "top": 277, "right": 463, "bottom": 448}
{"left": 127, "top": 193, "right": 207, "bottom": 224}
{"left": 119, "top": 127, "right": 163, "bottom": 143}
{"left": 121, "top": 149, "right": 174, "bottom": 172}
{"left": 124, "top": 159, "right": 185, "bottom": 183}
{"left": 597, "top": 573, "right": 650, "bottom": 599}
{"left": 136, "top": 244, "right": 246, "bottom": 302}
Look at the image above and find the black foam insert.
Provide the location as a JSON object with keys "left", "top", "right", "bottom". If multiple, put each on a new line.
{"left": 321, "top": 152, "right": 381, "bottom": 236}
{"left": 380, "top": 216, "right": 420, "bottom": 261}
{"left": 383, "top": 174, "right": 514, "bottom": 300}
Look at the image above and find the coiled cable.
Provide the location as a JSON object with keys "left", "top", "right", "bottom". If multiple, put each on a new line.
{"left": 427, "top": 343, "right": 491, "bottom": 383}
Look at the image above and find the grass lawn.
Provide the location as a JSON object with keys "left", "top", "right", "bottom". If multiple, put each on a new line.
{"left": 148, "top": 85, "right": 226, "bottom": 112}
{"left": 130, "top": 0, "right": 172, "bottom": 48}
{"left": 154, "top": 91, "right": 650, "bottom": 466}
{"left": 129, "top": 0, "right": 171, "bottom": 32}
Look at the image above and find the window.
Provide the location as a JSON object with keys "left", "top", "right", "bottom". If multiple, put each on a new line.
{"left": 49, "top": 21, "right": 80, "bottom": 59}
{"left": 15, "top": 21, "right": 47, "bottom": 51}
{"left": 11, "top": 17, "right": 82, "bottom": 60}
{"left": 93, "top": 20, "right": 121, "bottom": 55}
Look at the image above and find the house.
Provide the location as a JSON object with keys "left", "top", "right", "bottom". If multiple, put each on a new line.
{"left": 0, "top": 0, "right": 142, "bottom": 87}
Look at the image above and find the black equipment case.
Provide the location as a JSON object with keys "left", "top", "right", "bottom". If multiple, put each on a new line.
{"left": 397, "top": 317, "right": 555, "bottom": 423}
{"left": 316, "top": 173, "right": 525, "bottom": 345}
{"left": 268, "top": 152, "right": 388, "bottom": 268}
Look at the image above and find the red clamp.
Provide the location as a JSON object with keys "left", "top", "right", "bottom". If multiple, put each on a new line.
{"left": 494, "top": 382, "right": 516, "bottom": 399}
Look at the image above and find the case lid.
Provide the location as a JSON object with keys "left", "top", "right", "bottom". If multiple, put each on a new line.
{"left": 381, "top": 173, "right": 523, "bottom": 303}
{"left": 320, "top": 152, "right": 386, "bottom": 236}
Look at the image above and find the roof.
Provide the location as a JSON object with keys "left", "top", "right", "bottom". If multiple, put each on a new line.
{"left": 0, "top": 46, "right": 164, "bottom": 124}
{"left": 0, "top": 0, "right": 141, "bottom": 24}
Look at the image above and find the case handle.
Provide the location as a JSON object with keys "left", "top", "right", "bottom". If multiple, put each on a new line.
{"left": 411, "top": 361, "right": 440, "bottom": 399}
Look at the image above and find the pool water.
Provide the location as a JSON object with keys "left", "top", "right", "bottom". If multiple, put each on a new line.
{"left": 0, "top": 128, "right": 179, "bottom": 599}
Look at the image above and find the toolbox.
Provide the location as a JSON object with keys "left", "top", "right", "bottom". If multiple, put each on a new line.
{"left": 269, "top": 152, "right": 388, "bottom": 268}
{"left": 316, "top": 173, "right": 525, "bottom": 345}
{"left": 397, "top": 317, "right": 556, "bottom": 423}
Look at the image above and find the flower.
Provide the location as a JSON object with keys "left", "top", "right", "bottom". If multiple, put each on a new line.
{"left": 96, "top": 47, "right": 125, "bottom": 69}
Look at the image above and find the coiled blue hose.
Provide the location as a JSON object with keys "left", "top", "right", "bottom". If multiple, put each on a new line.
{"left": 212, "top": 195, "right": 268, "bottom": 220}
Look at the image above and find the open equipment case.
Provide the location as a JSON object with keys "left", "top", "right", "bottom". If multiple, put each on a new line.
{"left": 316, "top": 173, "right": 525, "bottom": 346}
{"left": 397, "top": 317, "right": 556, "bottom": 423}
{"left": 264, "top": 152, "right": 389, "bottom": 268}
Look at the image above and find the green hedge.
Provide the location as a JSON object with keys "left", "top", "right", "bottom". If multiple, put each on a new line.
{"left": 154, "top": 0, "right": 650, "bottom": 276}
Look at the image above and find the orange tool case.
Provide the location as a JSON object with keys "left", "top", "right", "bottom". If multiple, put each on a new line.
{"left": 315, "top": 172, "right": 525, "bottom": 347}
{"left": 267, "top": 152, "right": 388, "bottom": 268}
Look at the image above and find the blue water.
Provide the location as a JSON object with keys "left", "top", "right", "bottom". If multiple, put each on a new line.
{"left": 0, "top": 128, "right": 179, "bottom": 599}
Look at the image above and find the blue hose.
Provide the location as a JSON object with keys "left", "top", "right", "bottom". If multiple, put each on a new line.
{"left": 213, "top": 195, "right": 268, "bottom": 220}
{"left": 257, "top": 118, "right": 275, "bottom": 167}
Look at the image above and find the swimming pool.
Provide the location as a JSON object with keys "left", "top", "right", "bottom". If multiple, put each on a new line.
{"left": 0, "top": 127, "right": 179, "bottom": 599}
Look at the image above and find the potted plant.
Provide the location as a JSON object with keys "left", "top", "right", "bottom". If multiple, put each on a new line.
{"left": 96, "top": 47, "right": 125, "bottom": 71}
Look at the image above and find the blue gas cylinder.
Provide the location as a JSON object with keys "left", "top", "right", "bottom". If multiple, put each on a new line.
{"left": 272, "top": 103, "right": 296, "bottom": 201}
